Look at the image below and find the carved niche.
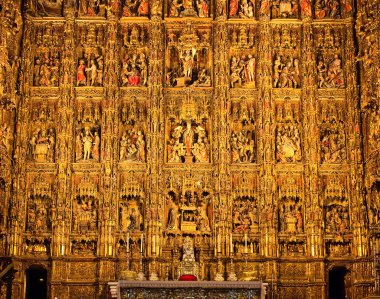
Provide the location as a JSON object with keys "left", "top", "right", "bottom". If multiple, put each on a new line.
{"left": 275, "top": 101, "right": 302, "bottom": 163}
{"left": 71, "top": 239, "right": 97, "bottom": 256}
{"left": 165, "top": 174, "right": 212, "bottom": 234}
{"left": 315, "top": 26, "right": 345, "bottom": 89}
{"left": 368, "top": 181, "right": 380, "bottom": 227}
{"left": 0, "top": 103, "right": 16, "bottom": 157}
{"left": 28, "top": 101, "right": 56, "bottom": 163}
{"left": 319, "top": 101, "right": 346, "bottom": 164}
{"left": 117, "top": 174, "right": 145, "bottom": 256}
{"left": 314, "top": 0, "right": 342, "bottom": 19}
{"left": 23, "top": 237, "right": 50, "bottom": 256}
{"left": 119, "top": 97, "right": 147, "bottom": 162}
{"left": 166, "top": 94, "right": 211, "bottom": 164}
{"left": 32, "top": 24, "right": 63, "bottom": 88}
{"left": 277, "top": 176, "right": 304, "bottom": 234}
{"left": 120, "top": 24, "right": 149, "bottom": 87}
{"left": 165, "top": 24, "right": 212, "bottom": 87}
{"left": 78, "top": 0, "right": 107, "bottom": 17}
{"left": 122, "top": 0, "right": 150, "bottom": 17}
{"left": 363, "top": 103, "right": 380, "bottom": 157}
{"left": 228, "top": 0, "right": 256, "bottom": 18}
{"left": 75, "top": 24, "right": 105, "bottom": 87}
{"left": 231, "top": 173, "right": 259, "bottom": 233}
{"left": 272, "top": 25, "right": 301, "bottom": 89}
{"left": 228, "top": 25, "right": 257, "bottom": 88}
{"left": 119, "top": 175, "right": 145, "bottom": 232}
{"left": 271, "top": 0, "right": 299, "bottom": 19}
{"left": 0, "top": 177, "right": 6, "bottom": 233}
{"left": 25, "top": 0, "right": 64, "bottom": 17}
{"left": 167, "top": 0, "right": 210, "bottom": 17}
{"left": 72, "top": 175, "right": 99, "bottom": 233}
{"left": 322, "top": 176, "right": 350, "bottom": 235}
{"left": 26, "top": 174, "right": 54, "bottom": 233}
{"left": 229, "top": 98, "right": 256, "bottom": 163}
{"left": 75, "top": 100, "right": 101, "bottom": 162}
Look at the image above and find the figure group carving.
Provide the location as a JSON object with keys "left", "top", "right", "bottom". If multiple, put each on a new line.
{"left": 77, "top": 55, "right": 104, "bottom": 87}
{"left": 73, "top": 196, "right": 98, "bottom": 232}
{"left": 273, "top": 56, "right": 300, "bottom": 88}
{"left": 230, "top": 54, "right": 256, "bottom": 88}
{"left": 168, "top": 0, "right": 210, "bottom": 17}
{"left": 76, "top": 127, "right": 101, "bottom": 162}
{"left": 166, "top": 27, "right": 212, "bottom": 87}
{"left": 315, "top": 0, "right": 341, "bottom": 19}
{"left": 229, "top": 0, "right": 255, "bottom": 18}
{"left": 279, "top": 196, "right": 303, "bottom": 233}
{"left": 78, "top": 0, "right": 107, "bottom": 17}
{"left": 276, "top": 124, "right": 301, "bottom": 163}
{"left": 33, "top": 53, "right": 60, "bottom": 87}
{"left": 166, "top": 190, "right": 211, "bottom": 232}
{"left": 317, "top": 54, "right": 344, "bottom": 88}
{"left": 122, "top": 0, "right": 149, "bottom": 16}
{"left": 120, "top": 129, "right": 146, "bottom": 162}
{"left": 325, "top": 204, "right": 349, "bottom": 234}
{"left": 232, "top": 196, "right": 258, "bottom": 233}
{"left": 29, "top": 128, "right": 55, "bottom": 162}
{"left": 167, "top": 120, "right": 209, "bottom": 163}
{"left": 119, "top": 197, "right": 143, "bottom": 231}
{"left": 271, "top": 0, "right": 298, "bottom": 18}
{"left": 121, "top": 26, "right": 148, "bottom": 87}
{"left": 27, "top": 201, "right": 50, "bottom": 232}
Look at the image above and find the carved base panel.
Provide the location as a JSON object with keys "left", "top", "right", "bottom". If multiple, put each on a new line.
{"left": 111, "top": 281, "right": 266, "bottom": 299}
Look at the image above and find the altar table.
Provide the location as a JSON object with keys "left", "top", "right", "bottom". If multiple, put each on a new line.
{"left": 108, "top": 280, "right": 268, "bottom": 299}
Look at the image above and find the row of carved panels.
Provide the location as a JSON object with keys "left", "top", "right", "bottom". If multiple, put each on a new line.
{"left": 27, "top": 20, "right": 350, "bottom": 89}
{"left": 25, "top": 0, "right": 354, "bottom": 21}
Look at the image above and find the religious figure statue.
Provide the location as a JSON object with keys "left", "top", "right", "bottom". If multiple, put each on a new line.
{"left": 315, "top": 0, "right": 341, "bottom": 19}
{"left": 276, "top": 124, "right": 301, "bottom": 163}
{"left": 82, "top": 130, "right": 93, "bottom": 160}
{"left": 183, "top": 121, "right": 194, "bottom": 155}
{"left": 121, "top": 53, "right": 147, "bottom": 87}
{"left": 77, "top": 59, "right": 87, "bottom": 86}
{"left": 167, "top": 195, "right": 179, "bottom": 230}
{"left": 36, "top": 0, "right": 63, "bottom": 16}
{"left": 29, "top": 128, "right": 55, "bottom": 162}
{"left": 180, "top": 49, "right": 196, "bottom": 79}
{"left": 119, "top": 129, "right": 146, "bottom": 162}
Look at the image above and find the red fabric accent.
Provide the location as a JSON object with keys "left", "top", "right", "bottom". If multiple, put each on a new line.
{"left": 178, "top": 275, "right": 198, "bottom": 281}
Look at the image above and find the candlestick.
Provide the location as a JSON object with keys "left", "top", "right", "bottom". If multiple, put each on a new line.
{"left": 230, "top": 233, "right": 233, "bottom": 255}
{"left": 126, "top": 232, "right": 130, "bottom": 253}
{"left": 217, "top": 233, "right": 221, "bottom": 253}
{"left": 140, "top": 233, "right": 144, "bottom": 253}
{"left": 244, "top": 233, "right": 248, "bottom": 254}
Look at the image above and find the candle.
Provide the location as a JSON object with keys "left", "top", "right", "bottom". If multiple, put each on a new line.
{"left": 230, "top": 233, "right": 233, "bottom": 254}
{"left": 217, "top": 234, "right": 221, "bottom": 253}
{"left": 140, "top": 233, "right": 144, "bottom": 253}
{"left": 126, "top": 232, "right": 130, "bottom": 253}
{"left": 152, "top": 234, "right": 156, "bottom": 254}
{"left": 156, "top": 234, "right": 160, "bottom": 255}
{"left": 244, "top": 233, "right": 248, "bottom": 254}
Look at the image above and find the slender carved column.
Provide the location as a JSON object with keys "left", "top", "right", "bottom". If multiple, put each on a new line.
{"left": 257, "top": 18, "right": 275, "bottom": 259}
{"left": 11, "top": 18, "right": 35, "bottom": 257}
{"left": 213, "top": 16, "right": 230, "bottom": 262}
{"left": 99, "top": 17, "right": 119, "bottom": 258}
{"left": 147, "top": 10, "right": 164, "bottom": 274}
{"left": 300, "top": 17, "right": 321, "bottom": 259}
{"left": 345, "top": 20, "right": 366, "bottom": 258}
{"left": 0, "top": 0, "right": 22, "bottom": 258}
{"left": 53, "top": 4, "right": 76, "bottom": 258}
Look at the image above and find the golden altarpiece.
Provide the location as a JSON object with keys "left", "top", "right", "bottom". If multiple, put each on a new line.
{"left": 0, "top": 0, "right": 379, "bottom": 298}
